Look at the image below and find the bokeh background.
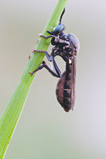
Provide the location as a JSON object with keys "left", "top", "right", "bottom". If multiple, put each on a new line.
{"left": 0, "top": 0, "right": 106, "bottom": 158}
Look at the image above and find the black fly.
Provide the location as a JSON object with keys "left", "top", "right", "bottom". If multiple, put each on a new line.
{"left": 29, "top": 8, "right": 80, "bottom": 112}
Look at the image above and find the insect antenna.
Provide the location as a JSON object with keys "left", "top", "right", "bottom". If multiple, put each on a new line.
{"left": 59, "top": 8, "right": 65, "bottom": 24}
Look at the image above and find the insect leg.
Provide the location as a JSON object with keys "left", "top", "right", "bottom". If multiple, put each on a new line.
{"left": 32, "top": 49, "right": 53, "bottom": 61}
{"left": 29, "top": 61, "right": 60, "bottom": 78}
{"left": 39, "top": 34, "right": 53, "bottom": 39}
{"left": 52, "top": 58, "right": 61, "bottom": 77}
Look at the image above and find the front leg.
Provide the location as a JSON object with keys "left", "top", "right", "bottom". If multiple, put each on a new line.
{"left": 39, "top": 34, "right": 52, "bottom": 39}
{"left": 39, "top": 32, "right": 55, "bottom": 39}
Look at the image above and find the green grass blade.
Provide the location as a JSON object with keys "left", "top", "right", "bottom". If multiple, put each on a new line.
{"left": 0, "top": 0, "right": 68, "bottom": 158}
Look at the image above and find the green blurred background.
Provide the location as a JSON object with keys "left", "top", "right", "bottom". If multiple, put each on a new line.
{"left": 0, "top": 0, "right": 106, "bottom": 158}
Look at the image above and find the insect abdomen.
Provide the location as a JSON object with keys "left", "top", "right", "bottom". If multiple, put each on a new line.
{"left": 56, "top": 61, "right": 75, "bottom": 112}
{"left": 56, "top": 72, "right": 72, "bottom": 112}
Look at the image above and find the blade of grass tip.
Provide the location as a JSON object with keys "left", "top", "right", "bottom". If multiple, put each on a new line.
{"left": 0, "top": 0, "right": 68, "bottom": 158}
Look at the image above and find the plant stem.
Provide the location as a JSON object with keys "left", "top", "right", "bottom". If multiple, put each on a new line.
{"left": 0, "top": 0, "right": 68, "bottom": 158}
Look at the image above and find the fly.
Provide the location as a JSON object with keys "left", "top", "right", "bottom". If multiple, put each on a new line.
{"left": 29, "top": 8, "right": 80, "bottom": 112}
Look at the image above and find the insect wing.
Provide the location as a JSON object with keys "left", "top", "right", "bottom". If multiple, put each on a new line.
{"left": 71, "top": 55, "right": 76, "bottom": 110}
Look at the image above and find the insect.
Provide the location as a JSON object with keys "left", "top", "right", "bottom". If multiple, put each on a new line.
{"left": 29, "top": 8, "right": 80, "bottom": 112}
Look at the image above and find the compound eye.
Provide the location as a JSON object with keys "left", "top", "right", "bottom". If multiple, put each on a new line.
{"left": 53, "top": 24, "right": 65, "bottom": 35}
